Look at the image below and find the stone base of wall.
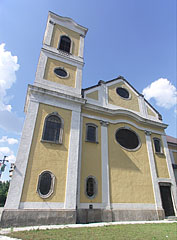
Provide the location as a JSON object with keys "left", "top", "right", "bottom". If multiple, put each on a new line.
{"left": 0, "top": 209, "right": 76, "bottom": 228}
{"left": 76, "top": 209, "right": 165, "bottom": 224}
{"left": 0, "top": 208, "right": 165, "bottom": 227}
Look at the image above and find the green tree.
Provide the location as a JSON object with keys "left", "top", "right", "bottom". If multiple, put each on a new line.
{"left": 0, "top": 181, "right": 10, "bottom": 207}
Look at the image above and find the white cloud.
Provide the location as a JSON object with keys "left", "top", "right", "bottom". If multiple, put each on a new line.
{"left": 0, "top": 147, "right": 16, "bottom": 163}
{"left": 0, "top": 43, "right": 20, "bottom": 111}
{"left": 142, "top": 78, "right": 177, "bottom": 109}
{"left": 0, "top": 136, "right": 18, "bottom": 145}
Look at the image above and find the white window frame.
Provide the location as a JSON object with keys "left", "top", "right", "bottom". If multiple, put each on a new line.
{"left": 85, "top": 123, "right": 98, "bottom": 143}
{"left": 37, "top": 170, "right": 55, "bottom": 199}
{"left": 41, "top": 112, "right": 64, "bottom": 144}
{"left": 85, "top": 175, "right": 98, "bottom": 199}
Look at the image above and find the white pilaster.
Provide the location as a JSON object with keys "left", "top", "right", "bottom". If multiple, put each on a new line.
{"left": 78, "top": 35, "right": 85, "bottom": 58}
{"left": 138, "top": 95, "right": 147, "bottom": 117}
{"left": 4, "top": 100, "right": 39, "bottom": 209}
{"left": 43, "top": 19, "right": 55, "bottom": 46}
{"left": 145, "top": 132, "right": 162, "bottom": 212}
{"left": 64, "top": 109, "right": 81, "bottom": 209}
{"left": 162, "top": 135, "right": 177, "bottom": 210}
{"left": 100, "top": 121, "right": 110, "bottom": 209}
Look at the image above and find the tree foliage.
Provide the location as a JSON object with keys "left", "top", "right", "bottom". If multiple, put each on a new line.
{"left": 0, "top": 181, "right": 10, "bottom": 207}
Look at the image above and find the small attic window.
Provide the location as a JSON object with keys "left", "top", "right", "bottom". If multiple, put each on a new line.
{"left": 58, "top": 35, "right": 71, "bottom": 53}
{"left": 116, "top": 87, "right": 129, "bottom": 99}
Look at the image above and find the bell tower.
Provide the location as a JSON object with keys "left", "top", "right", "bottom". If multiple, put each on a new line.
{"left": 34, "top": 11, "right": 88, "bottom": 97}
{"left": 2, "top": 12, "right": 88, "bottom": 227}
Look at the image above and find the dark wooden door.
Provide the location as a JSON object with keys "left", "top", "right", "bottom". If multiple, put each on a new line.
{"left": 160, "top": 186, "right": 175, "bottom": 216}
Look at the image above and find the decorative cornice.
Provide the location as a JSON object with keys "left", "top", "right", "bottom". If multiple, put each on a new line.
{"left": 83, "top": 103, "right": 168, "bottom": 130}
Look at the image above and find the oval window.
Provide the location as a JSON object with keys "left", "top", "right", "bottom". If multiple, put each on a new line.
{"left": 115, "top": 128, "right": 140, "bottom": 150}
{"left": 37, "top": 171, "right": 55, "bottom": 198}
{"left": 116, "top": 87, "right": 129, "bottom": 99}
{"left": 54, "top": 68, "right": 68, "bottom": 78}
{"left": 86, "top": 177, "right": 97, "bottom": 198}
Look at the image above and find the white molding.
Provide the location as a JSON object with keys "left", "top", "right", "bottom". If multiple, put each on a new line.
{"left": 100, "top": 121, "right": 110, "bottom": 209}
{"left": 79, "top": 35, "right": 85, "bottom": 58}
{"left": 111, "top": 203, "right": 157, "bottom": 210}
{"left": 43, "top": 18, "right": 54, "bottom": 46}
{"left": 169, "top": 149, "right": 175, "bottom": 164}
{"left": 82, "top": 113, "right": 165, "bottom": 135}
{"left": 48, "top": 12, "right": 88, "bottom": 36}
{"left": 75, "top": 67, "right": 82, "bottom": 91}
{"left": 161, "top": 135, "right": 177, "bottom": 211}
{"left": 35, "top": 51, "right": 47, "bottom": 84}
{"left": 64, "top": 110, "right": 81, "bottom": 209}
{"left": 78, "top": 203, "right": 158, "bottom": 210}
{"left": 4, "top": 101, "right": 39, "bottom": 209}
{"left": 20, "top": 202, "right": 64, "bottom": 209}
{"left": 27, "top": 85, "right": 85, "bottom": 113}
{"left": 42, "top": 46, "right": 84, "bottom": 67}
{"left": 145, "top": 133, "right": 162, "bottom": 211}
{"left": 83, "top": 104, "right": 166, "bottom": 128}
{"left": 138, "top": 95, "right": 147, "bottom": 118}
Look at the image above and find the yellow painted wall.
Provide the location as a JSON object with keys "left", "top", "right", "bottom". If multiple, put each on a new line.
{"left": 44, "top": 58, "right": 76, "bottom": 88}
{"left": 86, "top": 90, "right": 99, "bottom": 101}
{"left": 21, "top": 103, "right": 72, "bottom": 203}
{"left": 151, "top": 134, "right": 169, "bottom": 179}
{"left": 51, "top": 24, "right": 80, "bottom": 56}
{"left": 80, "top": 117, "right": 102, "bottom": 203}
{"left": 108, "top": 123, "right": 155, "bottom": 204}
{"left": 147, "top": 106, "right": 156, "bottom": 117}
{"left": 172, "top": 152, "right": 177, "bottom": 164}
{"left": 108, "top": 82, "right": 139, "bottom": 112}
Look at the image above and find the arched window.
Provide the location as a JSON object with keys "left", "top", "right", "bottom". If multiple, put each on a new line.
{"left": 37, "top": 171, "right": 55, "bottom": 198}
{"left": 86, "top": 176, "right": 97, "bottom": 198}
{"left": 58, "top": 35, "right": 71, "bottom": 53}
{"left": 153, "top": 138, "right": 162, "bottom": 153}
{"left": 86, "top": 123, "right": 98, "bottom": 143}
{"left": 42, "top": 112, "right": 64, "bottom": 144}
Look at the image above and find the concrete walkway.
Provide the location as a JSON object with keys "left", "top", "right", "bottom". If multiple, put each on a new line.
{"left": 0, "top": 220, "right": 176, "bottom": 240}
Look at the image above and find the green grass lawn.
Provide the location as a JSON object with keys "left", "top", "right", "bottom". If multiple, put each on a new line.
{"left": 6, "top": 223, "right": 177, "bottom": 240}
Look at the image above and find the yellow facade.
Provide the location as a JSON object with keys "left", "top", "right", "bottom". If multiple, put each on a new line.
{"left": 108, "top": 123, "right": 155, "bottom": 204}
{"left": 80, "top": 117, "right": 102, "bottom": 203}
{"left": 21, "top": 103, "right": 72, "bottom": 203}
{"left": 151, "top": 134, "right": 169, "bottom": 179}
{"left": 51, "top": 24, "right": 80, "bottom": 56}
{"left": 44, "top": 57, "right": 76, "bottom": 88}
{"left": 108, "top": 82, "right": 139, "bottom": 112}
{"left": 86, "top": 90, "right": 99, "bottom": 100}
{"left": 173, "top": 152, "right": 177, "bottom": 164}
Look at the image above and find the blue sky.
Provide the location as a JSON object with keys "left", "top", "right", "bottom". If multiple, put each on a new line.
{"left": 0, "top": 0, "right": 176, "bottom": 180}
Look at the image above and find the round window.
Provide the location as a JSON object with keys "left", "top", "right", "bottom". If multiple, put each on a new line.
{"left": 54, "top": 68, "right": 68, "bottom": 78}
{"left": 115, "top": 128, "right": 140, "bottom": 150}
{"left": 116, "top": 87, "right": 129, "bottom": 99}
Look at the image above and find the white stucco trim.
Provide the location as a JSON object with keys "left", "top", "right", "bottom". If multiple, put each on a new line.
{"left": 64, "top": 110, "right": 81, "bottom": 209}
{"left": 4, "top": 101, "right": 39, "bottom": 209}
{"left": 27, "top": 85, "right": 85, "bottom": 113}
{"left": 145, "top": 133, "right": 162, "bottom": 212}
{"left": 82, "top": 113, "right": 165, "bottom": 135}
{"left": 19, "top": 202, "right": 64, "bottom": 209}
{"left": 100, "top": 121, "right": 110, "bottom": 209}
{"left": 35, "top": 51, "right": 48, "bottom": 84}
{"left": 78, "top": 203, "right": 157, "bottom": 210}
{"left": 161, "top": 135, "right": 177, "bottom": 211}
{"left": 48, "top": 12, "right": 88, "bottom": 36}
{"left": 75, "top": 67, "right": 82, "bottom": 91}
{"left": 138, "top": 95, "right": 148, "bottom": 118}
{"left": 43, "top": 18, "right": 54, "bottom": 46}
{"left": 169, "top": 149, "right": 175, "bottom": 164}
{"left": 76, "top": 116, "right": 83, "bottom": 208}
{"left": 79, "top": 34, "right": 85, "bottom": 58}
{"left": 111, "top": 203, "right": 157, "bottom": 210}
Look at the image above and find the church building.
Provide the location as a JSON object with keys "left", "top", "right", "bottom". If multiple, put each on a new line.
{"left": 1, "top": 12, "right": 177, "bottom": 227}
